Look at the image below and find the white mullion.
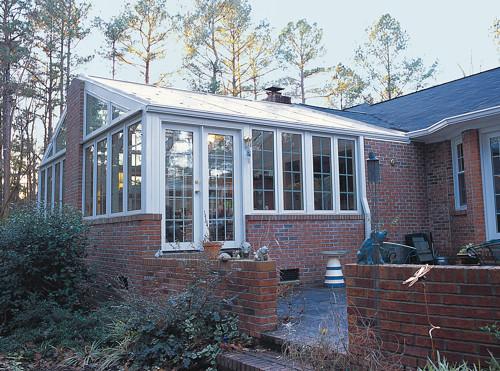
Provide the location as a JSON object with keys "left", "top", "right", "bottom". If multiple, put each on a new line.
{"left": 124, "top": 126, "right": 129, "bottom": 213}
{"left": 106, "top": 132, "right": 112, "bottom": 216}
{"left": 304, "top": 132, "right": 313, "bottom": 213}
{"left": 333, "top": 137, "right": 341, "bottom": 213}
{"left": 93, "top": 140, "right": 97, "bottom": 217}
{"left": 276, "top": 130, "right": 284, "bottom": 213}
{"left": 330, "top": 135, "right": 336, "bottom": 212}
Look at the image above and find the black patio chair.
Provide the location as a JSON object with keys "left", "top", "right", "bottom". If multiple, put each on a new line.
{"left": 405, "top": 233, "right": 435, "bottom": 264}
{"left": 465, "top": 239, "right": 500, "bottom": 265}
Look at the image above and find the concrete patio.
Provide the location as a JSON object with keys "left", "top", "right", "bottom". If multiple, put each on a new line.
{"left": 264, "top": 286, "right": 348, "bottom": 352}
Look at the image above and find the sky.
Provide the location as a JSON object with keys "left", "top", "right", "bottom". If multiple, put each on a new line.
{"left": 76, "top": 0, "right": 500, "bottom": 106}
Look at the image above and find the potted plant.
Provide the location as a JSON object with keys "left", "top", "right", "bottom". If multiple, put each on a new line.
{"left": 457, "top": 243, "right": 479, "bottom": 265}
{"left": 203, "top": 239, "right": 222, "bottom": 260}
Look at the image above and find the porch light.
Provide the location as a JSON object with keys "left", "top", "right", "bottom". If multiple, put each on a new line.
{"left": 243, "top": 135, "right": 252, "bottom": 156}
{"left": 367, "top": 152, "right": 380, "bottom": 184}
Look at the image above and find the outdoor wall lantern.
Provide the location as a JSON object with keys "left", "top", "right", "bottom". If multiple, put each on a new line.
{"left": 243, "top": 135, "right": 252, "bottom": 157}
{"left": 367, "top": 151, "right": 380, "bottom": 184}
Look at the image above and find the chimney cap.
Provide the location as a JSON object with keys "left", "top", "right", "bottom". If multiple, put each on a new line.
{"left": 265, "top": 86, "right": 284, "bottom": 93}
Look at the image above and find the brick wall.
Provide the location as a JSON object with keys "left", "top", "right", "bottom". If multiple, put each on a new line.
{"left": 425, "top": 131, "right": 486, "bottom": 256}
{"left": 345, "top": 264, "right": 500, "bottom": 369}
{"left": 141, "top": 257, "right": 278, "bottom": 337}
{"left": 245, "top": 214, "right": 365, "bottom": 284}
{"left": 86, "top": 214, "right": 162, "bottom": 285}
{"left": 364, "top": 139, "right": 430, "bottom": 245}
{"left": 63, "top": 79, "right": 85, "bottom": 208}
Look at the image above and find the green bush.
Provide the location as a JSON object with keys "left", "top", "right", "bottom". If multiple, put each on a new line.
{"left": 419, "top": 352, "right": 500, "bottom": 371}
{"left": 0, "top": 205, "right": 89, "bottom": 332}
{"left": 94, "top": 283, "right": 241, "bottom": 371}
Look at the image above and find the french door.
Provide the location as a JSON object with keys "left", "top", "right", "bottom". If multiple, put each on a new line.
{"left": 483, "top": 131, "right": 500, "bottom": 240}
{"left": 162, "top": 124, "right": 242, "bottom": 250}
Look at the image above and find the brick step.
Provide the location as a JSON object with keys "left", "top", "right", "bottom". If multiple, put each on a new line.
{"left": 217, "top": 350, "right": 313, "bottom": 371}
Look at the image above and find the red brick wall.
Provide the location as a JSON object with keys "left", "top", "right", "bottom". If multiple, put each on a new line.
{"left": 364, "top": 139, "right": 429, "bottom": 245}
{"left": 245, "top": 214, "right": 365, "bottom": 284}
{"left": 141, "top": 257, "right": 278, "bottom": 337}
{"left": 462, "top": 130, "right": 486, "bottom": 243}
{"left": 86, "top": 214, "right": 162, "bottom": 285}
{"left": 425, "top": 131, "right": 486, "bottom": 256}
{"left": 345, "top": 264, "right": 500, "bottom": 369}
{"left": 63, "top": 79, "right": 85, "bottom": 208}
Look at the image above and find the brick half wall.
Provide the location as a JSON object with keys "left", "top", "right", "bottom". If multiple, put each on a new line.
{"left": 245, "top": 214, "right": 365, "bottom": 285}
{"left": 345, "top": 264, "right": 500, "bottom": 369}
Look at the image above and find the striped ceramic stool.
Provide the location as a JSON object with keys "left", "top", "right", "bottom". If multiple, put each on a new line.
{"left": 321, "top": 250, "right": 347, "bottom": 288}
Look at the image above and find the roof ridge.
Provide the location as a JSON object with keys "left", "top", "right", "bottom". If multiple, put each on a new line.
{"left": 359, "top": 66, "right": 500, "bottom": 108}
{"left": 84, "top": 74, "right": 293, "bottom": 108}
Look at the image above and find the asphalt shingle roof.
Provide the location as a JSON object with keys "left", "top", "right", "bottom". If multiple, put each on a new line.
{"left": 304, "top": 67, "right": 500, "bottom": 132}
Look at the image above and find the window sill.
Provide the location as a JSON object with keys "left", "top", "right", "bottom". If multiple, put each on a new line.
{"left": 86, "top": 213, "right": 161, "bottom": 225}
{"left": 246, "top": 214, "right": 364, "bottom": 221}
{"left": 451, "top": 209, "right": 467, "bottom": 217}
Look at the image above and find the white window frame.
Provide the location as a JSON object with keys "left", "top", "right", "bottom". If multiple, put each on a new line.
{"left": 309, "top": 133, "right": 336, "bottom": 214}
{"left": 278, "top": 129, "right": 306, "bottom": 213}
{"left": 83, "top": 91, "right": 130, "bottom": 139}
{"left": 249, "top": 127, "right": 279, "bottom": 213}
{"left": 82, "top": 120, "right": 144, "bottom": 219}
{"left": 451, "top": 136, "right": 467, "bottom": 211}
{"left": 248, "top": 128, "right": 361, "bottom": 215}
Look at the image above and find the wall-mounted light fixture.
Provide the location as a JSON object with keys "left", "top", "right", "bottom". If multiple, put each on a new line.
{"left": 243, "top": 135, "right": 252, "bottom": 157}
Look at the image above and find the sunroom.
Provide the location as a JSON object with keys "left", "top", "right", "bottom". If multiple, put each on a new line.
{"left": 39, "top": 75, "right": 407, "bottom": 253}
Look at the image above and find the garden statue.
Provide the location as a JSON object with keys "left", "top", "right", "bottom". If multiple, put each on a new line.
{"left": 218, "top": 252, "right": 232, "bottom": 262}
{"left": 240, "top": 241, "right": 252, "bottom": 259}
{"left": 254, "top": 246, "right": 269, "bottom": 261}
{"left": 357, "top": 230, "right": 387, "bottom": 265}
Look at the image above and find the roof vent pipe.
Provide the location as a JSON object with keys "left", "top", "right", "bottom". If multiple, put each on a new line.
{"left": 262, "top": 86, "right": 292, "bottom": 104}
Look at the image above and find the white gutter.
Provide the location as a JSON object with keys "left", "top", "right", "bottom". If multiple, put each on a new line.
{"left": 358, "top": 137, "right": 372, "bottom": 239}
{"left": 408, "top": 105, "right": 500, "bottom": 139}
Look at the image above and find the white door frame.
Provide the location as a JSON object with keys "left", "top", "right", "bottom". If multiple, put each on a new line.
{"left": 161, "top": 123, "right": 243, "bottom": 251}
{"left": 480, "top": 129, "right": 500, "bottom": 240}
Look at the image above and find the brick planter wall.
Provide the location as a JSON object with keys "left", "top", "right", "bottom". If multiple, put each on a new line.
{"left": 86, "top": 214, "right": 162, "bottom": 285}
{"left": 245, "top": 214, "right": 365, "bottom": 284}
{"left": 141, "top": 256, "right": 278, "bottom": 337}
{"left": 345, "top": 264, "right": 500, "bottom": 369}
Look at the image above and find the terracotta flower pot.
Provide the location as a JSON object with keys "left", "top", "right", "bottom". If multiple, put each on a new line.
{"left": 203, "top": 241, "right": 222, "bottom": 260}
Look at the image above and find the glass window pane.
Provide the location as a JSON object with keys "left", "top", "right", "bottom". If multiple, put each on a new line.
{"left": 208, "top": 134, "right": 234, "bottom": 241}
{"left": 491, "top": 137, "right": 500, "bottom": 233}
{"left": 338, "top": 139, "right": 357, "bottom": 211}
{"left": 111, "top": 131, "right": 124, "bottom": 213}
{"left": 61, "top": 159, "right": 65, "bottom": 205}
{"left": 112, "top": 105, "right": 128, "bottom": 120}
{"left": 127, "top": 123, "right": 142, "bottom": 211}
{"left": 455, "top": 142, "right": 467, "bottom": 207}
{"left": 282, "top": 133, "right": 302, "bottom": 210}
{"left": 54, "top": 162, "right": 61, "bottom": 208}
{"left": 84, "top": 145, "right": 94, "bottom": 216}
{"left": 86, "top": 94, "right": 108, "bottom": 134}
{"left": 40, "top": 169, "right": 46, "bottom": 205}
{"left": 96, "top": 139, "right": 107, "bottom": 215}
{"left": 252, "top": 130, "right": 275, "bottom": 210}
{"left": 46, "top": 167, "right": 52, "bottom": 208}
{"left": 313, "top": 136, "right": 333, "bottom": 210}
{"left": 165, "top": 129, "right": 194, "bottom": 243}
{"left": 55, "top": 119, "right": 67, "bottom": 152}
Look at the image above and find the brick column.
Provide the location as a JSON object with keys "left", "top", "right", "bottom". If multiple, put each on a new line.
{"left": 462, "top": 129, "right": 486, "bottom": 243}
{"left": 63, "top": 79, "right": 85, "bottom": 208}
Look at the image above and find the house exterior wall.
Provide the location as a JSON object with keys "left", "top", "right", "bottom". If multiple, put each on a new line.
{"left": 424, "top": 130, "right": 486, "bottom": 257}
{"left": 61, "top": 79, "right": 488, "bottom": 289}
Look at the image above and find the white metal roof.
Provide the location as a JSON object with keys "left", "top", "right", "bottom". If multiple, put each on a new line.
{"left": 80, "top": 75, "right": 408, "bottom": 141}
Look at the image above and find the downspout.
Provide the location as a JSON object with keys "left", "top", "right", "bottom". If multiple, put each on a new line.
{"left": 358, "top": 136, "right": 372, "bottom": 239}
